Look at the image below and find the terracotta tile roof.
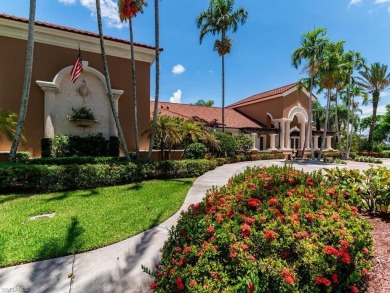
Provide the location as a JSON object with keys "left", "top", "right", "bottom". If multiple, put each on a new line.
{"left": 228, "top": 82, "right": 299, "bottom": 108}
{"left": 150, "top": 101, "right": 264, "bottom": 129}
{"left": 0, "top": 13, "right": 159, "bottom": 51}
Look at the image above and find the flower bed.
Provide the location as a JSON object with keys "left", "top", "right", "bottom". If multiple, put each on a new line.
{"left": 145, "top": 166, "right": 373, "bottom": 292}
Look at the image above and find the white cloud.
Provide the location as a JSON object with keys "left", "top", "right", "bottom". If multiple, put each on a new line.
{"left": 58, "top": 0, "right": 76, "bottom": 5}
{"left": 172, "top": 64, "right": 186, "bottom": 75}
{"left": 375, "top": 0, "right": 390, "bottom": 4}
{"left": 360, "top": 105, "right": 387, "bottom": 118}
{"left": 58, "top": 0, "right": 126, "bottom": 29}
{"left": 170, "top": 89, "right": 182, "bottom": 103}
{"left": 349, "top": 0, "right": 362, "bottom": 7}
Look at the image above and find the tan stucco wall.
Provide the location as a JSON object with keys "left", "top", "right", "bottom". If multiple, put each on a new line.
{"left": 0, "top": 35, "right": 151, "bottom": 156}
{"left": 232, "top": 97, "right": 284, "bottom": 126}
{"left": 282, "top": 91, "right": 310, "bottom": 119}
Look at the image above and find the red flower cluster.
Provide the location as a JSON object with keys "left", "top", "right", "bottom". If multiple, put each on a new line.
{"left": 350, "top": 285, "right": 359, "bottom": 293}
{"left": 263, "top": 230, "right": 277, "bottom": 241}
{"left": 339, "top": 248, "right": 351, "bottom": 264}
{"left": 331, "top": 273, "right": 339, "bottom": 284}
{"left": 327, "top": 188, "right": 336, "bottom": 196}
{"left": 206, "top": 225, "right": 214, "bottom": 233}
{"left": 189, "top": 280, "right": 197, "bottom": 287}
{"left": 248, "top": 283, "right": 255, "bottom": 293}
{"left": 175, "top": 277, "right": 184, "bottom": 290}
{"left": 269, "top": 198, "right": 279, "bottom": 205}
{"left": 150, "top": 282, "right": 158, "bottom": 290}
{"left": 339, "top": 240, "right": 350, "bottom": 248}
{"left": 281, "top": 269, "right": 295, "bottom": 284}
{"left": 183, "top": 246, "right": 192, "bottom": 254}
{"left": 248, "top": 198, "right": 261, "bottom": 207}
{"left": 315, "top": 276, "right": 331, "bottom": 286}
{"left": 293, "top": 231, "right": 309, "bottom": 239}
{"left": 323, "top": 245, "right": 339, "bottom": 256}
{"left": 241, "top": 224, "right": 251, "bottom": 238}
{"left": 244, "top": 216, "right": 255, "bottom": 224}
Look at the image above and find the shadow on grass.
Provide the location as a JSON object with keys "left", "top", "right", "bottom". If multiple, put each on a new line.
{"left": 74, "top": 212, "right": 165, "bottom": 292}
{"left": 0, "top": 193, "right": 33, "bottom": 205}
{"left": 0, "top": 217, "right": 84, "bottom": 292}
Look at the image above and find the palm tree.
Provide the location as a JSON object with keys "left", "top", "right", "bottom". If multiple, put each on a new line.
{"left": 194, "top": 99, "right": 215, "bottom": 107}
{"left": 197, "top": 0, "right": 248, "bottom": 133}
{"left": 317, "top": 41, "right": 345, "bottom": 160}
{"left": 118, "top": 0, "right": 147, "bottom": 160}
{"left": 95, "top": 0, "right": 131, "bottom": 160}
{"left": 8, "top": 0, "right": 36, "bottom": 162}
{"left": 356, "top": 62, "right": 390, "bottom": 151}
{"left": 0, "top": 109, "right": 26, "bottom": 144}
{"left": 292, "top": 27, "right": 328, "bottom": 160}
{"left": 148, "top": 0, "right": 161, "bottom": 161}
{"left": 180, "top": 120, "right": 203, "bottom": 158}
{"left": 146, "top": 115, "right": 182, "bottom": 160}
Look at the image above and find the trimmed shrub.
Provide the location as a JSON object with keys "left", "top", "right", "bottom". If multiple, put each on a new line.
{"left": 186, "top": 143, "right": 207, "bottom": 159}
{"left": 28, "top": 156, "right": 128, "bottom": 165}
{"left": 41, "top": 138, "right": 54, "bottom": 158}
{"left": 0, "top": 159, "right": 216, "bottom": 194}
{"left": 15, "top": 152, "right": 30, "bottom": 163}
{"left": 234, "top": 133, "right": 254, "bottom": 153}
{"left": 145, "top": 166, "right": 372, "bottom": 292}
{"left": 215, "top": 132, "right": 237, "bottom": 157}
{"left": 108, "top": 136, "right": 120, "bottom": 157}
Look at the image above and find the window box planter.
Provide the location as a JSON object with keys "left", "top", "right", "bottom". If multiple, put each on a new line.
{"left": 69, "top": 119, "right": 98, "bottom": 127}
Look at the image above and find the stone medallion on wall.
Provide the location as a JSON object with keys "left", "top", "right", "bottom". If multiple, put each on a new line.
{"left": 36, "top": 61, "right": 123, "bottom": 139}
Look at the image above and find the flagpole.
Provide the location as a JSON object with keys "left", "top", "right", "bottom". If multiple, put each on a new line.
{"left": 78, "top": 43, "right": 86, "bottom": 84}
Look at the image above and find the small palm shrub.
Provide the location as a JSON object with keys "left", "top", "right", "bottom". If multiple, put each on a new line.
{"left": 186, "top": 143, "right": 207, "bottom": 159}
{"left": 215, "top": 132, "right": 237, "bottom": 157}
{"left": 145, "top": 166, "right": 372, "bottom": 292}
{"left": 323, "top": 166, "right": 390, "bottom": 214}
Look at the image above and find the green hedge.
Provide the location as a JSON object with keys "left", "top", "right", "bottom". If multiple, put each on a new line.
{"left": 0, "top": 159, "right": 217, "bottom": 194}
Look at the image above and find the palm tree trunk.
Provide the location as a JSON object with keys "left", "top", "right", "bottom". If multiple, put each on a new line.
{"left": 221, "top": 29, "right": 226, "bottom": 133}
{"left": 148, "top": 0, "right": 160, "bottom": 161}
{"left": 221, "top": 54, "right": 225, "bottom": 133}
{"left": 8, "top": 0, "right": 36, "bottom": 162}
{"left": 95, "top": 0, "right": 130, "bottom": 161}
{"left": 302, "top": 75, "right": 314, "bottom": 160}
{"left": 368, "top": 92, "right": 379, "bottom": 151}
{"left": 334, "top": 90, "right": 340, "bottom": 147}
{"left": 318, "top": 89, "right": 331, "bottom": 160}
{"left": 345, "top": 81, "right": 352, "bottom": 159}
{"left": 129, "top": 18, "right": 139, "bottom": 160}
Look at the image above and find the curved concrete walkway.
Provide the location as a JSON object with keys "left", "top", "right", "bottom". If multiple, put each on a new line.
{"left": 0, "top": 159, "right": 388, "bottom": 293}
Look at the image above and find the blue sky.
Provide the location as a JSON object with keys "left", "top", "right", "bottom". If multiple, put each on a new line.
{"left": 1, "top": 0, "right": 389, "bottom": 117}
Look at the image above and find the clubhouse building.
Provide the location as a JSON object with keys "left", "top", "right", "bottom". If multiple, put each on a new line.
{"left": 0, "top": 14, "right": 333, "bottom": 158}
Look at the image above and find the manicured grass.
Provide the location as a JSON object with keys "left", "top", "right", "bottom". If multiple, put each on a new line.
{"left": 0, "top": 179, "right": 194, "bottom": 267}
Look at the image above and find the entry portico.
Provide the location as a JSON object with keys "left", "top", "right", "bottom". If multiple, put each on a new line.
{"left": 228, "top": 83, "right": 334, "bottom": 154}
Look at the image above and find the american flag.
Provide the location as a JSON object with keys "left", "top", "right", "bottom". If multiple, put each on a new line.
{"left": 70, "top": 51, "right": 83, "bottom": 83}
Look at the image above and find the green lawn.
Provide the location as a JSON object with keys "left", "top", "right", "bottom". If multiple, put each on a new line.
{"left": 0, "top": 179, "right": 194, "bottom": 267}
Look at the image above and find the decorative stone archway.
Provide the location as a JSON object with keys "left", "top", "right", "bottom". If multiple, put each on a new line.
{"left": 36, "top": 61, "right": 124, "bottom": 139}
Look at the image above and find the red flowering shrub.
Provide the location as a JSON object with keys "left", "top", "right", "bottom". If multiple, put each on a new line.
{"left": 144, "top": 166, "right": 373, "bottom": 292}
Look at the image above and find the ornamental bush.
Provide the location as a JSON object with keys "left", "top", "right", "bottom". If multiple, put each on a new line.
{"left": 145, "top": 166, "right": 372, "bottom": 292}
{"left": 0, "top": 159, "right": 216, "bottom": 194}
{"left": 186, "top": 143, "right": 208, "bottom": 159}
{"left": 215, "top": 132, "right": 237, "bottom": 157}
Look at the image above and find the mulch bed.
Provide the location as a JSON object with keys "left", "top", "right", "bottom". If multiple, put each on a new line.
{"left": 365, "top": 214, "right": 390, "bottom": 293}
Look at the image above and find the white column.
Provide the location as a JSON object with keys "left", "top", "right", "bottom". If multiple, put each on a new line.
{"left": 37, "top": 82, "right": 59, "bottom": 138}
{"left": 313, "top": 135, "right": 319, "bottom": 150}
{"left": 285, "top": 120, "right": 291, "bottom": 149}
{"left": 268, "top": 134, "right": 277, "bottom": 151}
{"left": 306, "top": 129, "right": 311, "bottom": 148}
{"left": 274, "top": 122, "right": 280, "bottom": 148}
{"left": 251, "top": 133, "right": 258, "bottom": 150}
{"left": 326, "top": 136, "right": 333, "bottom": 150}
{"left": 279, "top": 121, "right": 285, "bottom": 149}
{"left": 300, "top": 122, "right": 306, "bottom": 148}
